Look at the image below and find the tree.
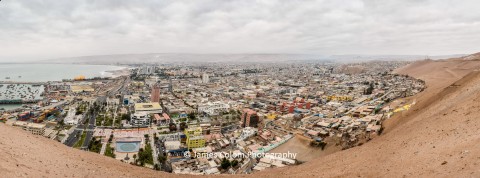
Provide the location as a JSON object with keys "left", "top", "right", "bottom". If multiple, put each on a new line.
{"left": 58, "top": 119, "right": 65, "bottom": 127}
{"left": 108, "top": 134, "right": 113, "bottom": 143}
{"left": 169, "top": 123, "right": 177, "bottom": 132}
{"left": 122, "top": 113, "right": 131, "bottom": 121}
{"left": 137, "top": 145, "right": 153, "bottom": 166}
{"left": 158, "top": 155, "right": 166, "bottom": 163}
{"left": 180, "top": 122, "right": 188, "bottom": 131}
{"left": 88, "top": 137, "right": 102, "bottom": 153}
{"left": 364, "top": 83, "right": 374, "bottom": 95}
{"left": 188, "top": 112, "right": 196, "bottom": 120}
{"left": 75, "top": 109, "right": 83, "bottom": 115}
{"left": 231, "top": 160, "right": 239, "bottom": 167}
{"left": 154, "top": 164, "right": 160, "bottom": 170}
{"left": 221, "top": 158, "right": 231, "bottom": 169}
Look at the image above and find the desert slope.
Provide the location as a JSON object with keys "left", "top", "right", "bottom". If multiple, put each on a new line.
{"left": 2, "top": 58, "right": 480, "bottom": 177}
{"left": 255, "top": 59, "right": 480, "bottom": 177}
{"left": 0, "top": 125, "right": 184, "bottom": 178}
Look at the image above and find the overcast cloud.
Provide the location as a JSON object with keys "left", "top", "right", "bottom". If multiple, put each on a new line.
{"left": 1, "top": 0, "right": 480, "bottom": 61}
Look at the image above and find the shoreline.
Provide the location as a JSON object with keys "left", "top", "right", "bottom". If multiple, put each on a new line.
{"left": 103, "top": 67, "right": 130, "bottom": 78}
{"left": 0, "top": 63, "right": 128, "bottom": 82}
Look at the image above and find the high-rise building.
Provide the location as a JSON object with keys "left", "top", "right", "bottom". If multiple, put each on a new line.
{"left": 168, "top": 77, "right": 173, "bottom": 92}
{"left": 241, "top": 109, "right": 260, "bottom": 128}
{"left": 202, "top": 73, "right": 209, "bottom": 83}
{"left": 151, "top": 85, "right": 160, "bottom": 103}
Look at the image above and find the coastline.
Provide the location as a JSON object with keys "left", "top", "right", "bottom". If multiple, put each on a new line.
{"left": 103, "top": 66, "right": 130, "bottom": 78}
{"left": 0, "top": 63, "right": 127, "bottom": 82}
{"left": 0, "top": 64, "right": 129, "bottom": 111}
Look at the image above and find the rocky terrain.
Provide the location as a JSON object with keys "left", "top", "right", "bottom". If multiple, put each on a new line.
{"left": 3, "top": 54, "right": 480, "bottom": 177}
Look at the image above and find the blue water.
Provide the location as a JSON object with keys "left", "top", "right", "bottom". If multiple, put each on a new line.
{"left": 0, "top": 64, "right": 125, "bottom": 82}
{"left": 0, "top": 64, "right": 126, "bottom": 110}
{"left": 116, "top": 142, "right": 140, "bottom": 153}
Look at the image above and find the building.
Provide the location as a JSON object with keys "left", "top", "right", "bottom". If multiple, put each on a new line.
{"left": 130, "top": 112, "right": 150, "bottom": 127}
{"left": 153, "top": 113, "right": 170, "bottom": 126}
{"left": 70, "top": 85, "right": 94, "bottom": 93}
{"left": 184, "top": 127, "right": 205, "bottom": 149}
{"left": 151, "top": 85, "right": 160, "bottom": 103}
{"left": 211, "top": 125, "right": 221, "bottom": 134}
{"left": 202, "top": 73, "right": 209, "bottom": 83}
{"left": 241, "top": 109, "right": 260, "bottom": 128}
{"left": 134, "top": 102, "right": 163, "bottom": 114}
{"left": 64, "top": 108, "right": 81, "bottom": 125}
{"left": 197, "top": 102, "right": 229, "bottom": 116}
{"left": 186, "top": 136, "right": 205, "bottom": 150}
{"left": 12, "top": 121, "right": 46, "bottom": 135}
{"left": 199, "top": 123, "right": 211, "bottom": 134}
{"left": 164, "top": 140, "right": 181, "bottom": 150}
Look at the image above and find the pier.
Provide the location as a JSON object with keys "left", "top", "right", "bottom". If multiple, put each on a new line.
{"left": 0, "top": 99, "right": 40, "bottom": 104}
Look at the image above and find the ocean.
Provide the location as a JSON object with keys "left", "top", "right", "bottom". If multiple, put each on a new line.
{"left": 0, "top": 64, "right": 125, "bottom": 82}
{"left": 0, "top": 64, "right": 125, "bottom": 110}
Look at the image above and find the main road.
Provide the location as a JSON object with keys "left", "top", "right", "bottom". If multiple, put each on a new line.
{"left": 81, "top": 77, "right": 127, "bottom": 149}
{"left": 81, "top": 112, "right": 96, "bottom": 150}
{"left": 65, "top": 76, "right": 127, "bottom": 149}
{"left": 64, "top": 115, "right": 87, "bottom": 147}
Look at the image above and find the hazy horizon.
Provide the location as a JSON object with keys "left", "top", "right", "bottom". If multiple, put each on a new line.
{"left": 1, "top": 0, "right": 480, "bottom": 62}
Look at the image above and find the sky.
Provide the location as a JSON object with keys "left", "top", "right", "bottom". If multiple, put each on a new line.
{"left": 1, "top": 0, "right": 480, "bottom": 61}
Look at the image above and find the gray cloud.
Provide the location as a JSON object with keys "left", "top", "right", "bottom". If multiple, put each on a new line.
{"left": 1, "top": 0, "right": 480, "bottom": 61}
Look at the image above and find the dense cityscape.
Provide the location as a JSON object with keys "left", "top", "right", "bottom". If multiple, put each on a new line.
{"left": 0, "top": 61, "right": 425, "bottom": 175}
{"left": 3, "top": 0, "right": 480, "bottom": 177}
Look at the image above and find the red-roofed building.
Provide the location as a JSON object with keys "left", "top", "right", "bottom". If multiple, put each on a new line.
{"left": 241, "top": 109, "right": 260, "bottom": 128}
{"left": 153, "top": 113, "right": 171, "bottom": 126}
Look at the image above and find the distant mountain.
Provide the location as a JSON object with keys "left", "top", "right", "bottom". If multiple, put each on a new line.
{"left": 40, "top": 53, "right": 468, "bottom": 65}
{"left": 458, "top": 52, "right": 480, "bottom": 61}
{"left": 329, "top": 54, "right": 467, "bottom": 62}
{"left": 41, "top": 53, "right": 328, "bottom": 65}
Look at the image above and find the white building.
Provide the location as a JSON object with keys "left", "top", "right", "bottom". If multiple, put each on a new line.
{"left": 202, "top": 73, "right": 210, "bottom": 83}
{"left": 164, "top": 140, "right": 181, "bottom": 150}
{"left": 197, "top": 102, "right": 230, "bottom": 116}
{"left": 64, "top": 108, "right": 81, "bottom": 125}
{"left": 130, "top": 112, "right": 150, "bottom": 127}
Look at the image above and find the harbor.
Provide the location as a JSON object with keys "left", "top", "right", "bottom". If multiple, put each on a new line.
{"left": 0, "top": 84, "right": 44, "bottom": 103}
{"left": 0, "top": 64, "right": 127, "bottom": 111}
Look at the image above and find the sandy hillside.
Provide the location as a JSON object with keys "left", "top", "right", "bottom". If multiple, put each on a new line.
{"left": 255, "top": 58, "right": 480, "bottom": 177}
{"left": 2, "top": 57, "right": 480, "bottom": 177}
